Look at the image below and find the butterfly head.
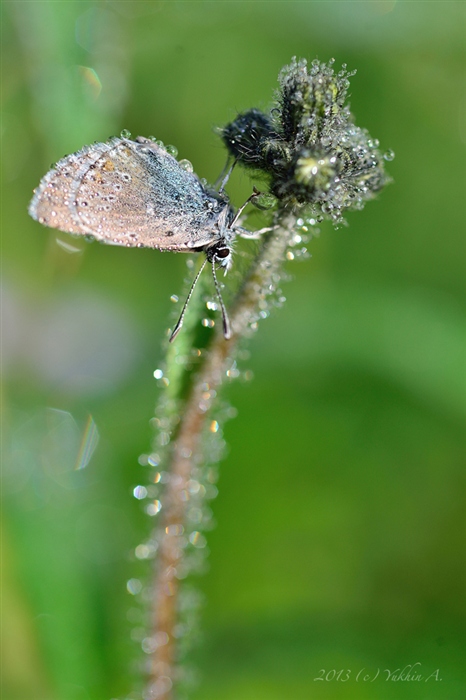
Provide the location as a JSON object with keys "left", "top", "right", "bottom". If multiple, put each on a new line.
{"left": 206, "top": 240, "right": 233, "bottom": 272}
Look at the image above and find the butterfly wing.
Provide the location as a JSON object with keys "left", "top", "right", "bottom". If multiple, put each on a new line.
{"left": 29, "top": 137, "right": 228, "bottom": 250}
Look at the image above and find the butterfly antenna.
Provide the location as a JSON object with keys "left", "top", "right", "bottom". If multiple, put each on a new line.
{"left": 169, "top": 257, "right": 208, "bottom": 342}
{"left": 230, "top": 188, "right": 261, "bottom": 228}
{"left": 211, "top": 262, "right": 231, "bottom": 339}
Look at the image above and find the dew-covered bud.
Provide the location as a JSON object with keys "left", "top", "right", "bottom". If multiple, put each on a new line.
{"left": 221, "top": 57, "right": 392, "bottom": 225}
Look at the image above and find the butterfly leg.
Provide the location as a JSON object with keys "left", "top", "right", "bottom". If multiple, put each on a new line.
{"left": 236, "top": 226, "right": 273, "bottom": 240}
{"left": 215, "top": 157, "right": 237, "bottom": 194}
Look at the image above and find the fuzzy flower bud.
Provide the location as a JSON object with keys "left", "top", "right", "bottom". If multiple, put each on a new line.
{"left": 222, "top": 57, "right": 392, "bottom": 225}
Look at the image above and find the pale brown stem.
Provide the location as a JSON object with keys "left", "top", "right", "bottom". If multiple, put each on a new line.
{"left": 148, "top": 214, "right": 296, "bottom": 699}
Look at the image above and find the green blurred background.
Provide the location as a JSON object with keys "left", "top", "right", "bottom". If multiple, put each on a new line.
{"left": 2, "top": 1, "right": 465, "bottom": 699}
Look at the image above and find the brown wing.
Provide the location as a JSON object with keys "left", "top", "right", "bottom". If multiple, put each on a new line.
{"left": 29, "top": 137, "right": 228, "bottom": 250}
{"left": 29, "top": 141, "right": 110, "bottom": 236}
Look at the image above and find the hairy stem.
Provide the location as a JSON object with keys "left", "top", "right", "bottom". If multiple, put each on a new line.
{"left": 148, "top": 212, "right": 296, "bottom": 699}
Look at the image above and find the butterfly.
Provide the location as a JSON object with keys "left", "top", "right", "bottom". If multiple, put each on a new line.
{"left": 29, "top": 135, "right": 263, "bottom": 341}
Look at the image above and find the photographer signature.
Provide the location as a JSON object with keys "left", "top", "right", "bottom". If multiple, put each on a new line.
{"left": 314, "top": 663, "right": 442, "bottom": 682}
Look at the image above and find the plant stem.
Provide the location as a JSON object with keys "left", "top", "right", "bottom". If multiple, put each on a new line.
{"left": 147, "top": 212, "right": 296, "bottom": 699}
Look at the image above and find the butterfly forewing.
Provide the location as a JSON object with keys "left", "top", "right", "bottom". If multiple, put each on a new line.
{"left": 29, "top": 137, "right": 229, "bottom": 250}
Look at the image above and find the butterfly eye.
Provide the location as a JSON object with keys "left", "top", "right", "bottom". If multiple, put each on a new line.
{"left": 215, "top": 247, "right": 230, "bottom": 259}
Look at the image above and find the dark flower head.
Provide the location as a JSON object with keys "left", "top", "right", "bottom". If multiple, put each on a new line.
{"left": 221, "top": 108, "right": 277, "bottom": 167}
{"left": 222, "top": 57, "right": 392, "bottom": 225}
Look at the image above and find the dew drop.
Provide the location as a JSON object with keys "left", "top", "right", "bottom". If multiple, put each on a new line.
{"left": 148, "top": 454, "right": 160, "bottom": 467}
{"left": 187, "top": 507, "right": 202, "bottom": 523}
{"left": 253, "top": 192, "right": 277, "bottom": 210}
{"left": 178, "top": 158, "right": 194, "bottom": 173}
{"left": 165, "top": 144, "right": 178, "bottom": 157}
{"left": 143, "top": 675, "right": 172, "bottom": 698}
{"left": 173, "top": 623, "right": 189, "bottom": 639}
{"left": 141, "top": 636, "right": 158, "bottom": 654}
{"left": 120, "top": 129, "right": 131, "bottom": 139}
{"left": 189, "top": 531, "right": 207, "bottom": 548}
{"left": 153, "top": 369, "right": 164, "bottom": 379}
{"left": 202, "top": 318, "right": 215, "bottom": 328}
{"left": 135, "top": 544, "right": 152, "bottom": 559}
{"left": 165, "top": 524, "right": 184, "bottom": 536}
{"left": 133, "top": 485, "right": 148, "bottom": 500}
{"left": 206, "top": 483, "right": 219, "bottom": 499}
{"left": 187, "top": 480, "right": 201, "bottom": 494}
{"left": 226, "top": 364, "right": 240, "bottom": 378}
{"left": 383, "top": 149, "right": 395, "bottom": 161}
{"left": 159, "top": 431, "right": 170, "bottom": 446}
{"left": 146, "top": 500, "right": 162, "bottom": 516}
{"left": 126, "top": 578, "right": 142, "bottom": 595}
